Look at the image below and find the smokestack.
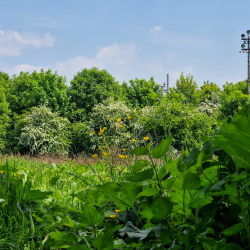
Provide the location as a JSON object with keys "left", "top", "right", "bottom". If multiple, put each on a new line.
{"left": 167, "top": 74, "right": 169, "bottom": 92}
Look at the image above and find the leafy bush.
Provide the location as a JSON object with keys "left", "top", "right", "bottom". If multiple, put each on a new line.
{"left": 219, "top": 90, "right": 250, "bottom": 119}
{"left": 68, "top": 67, "right": 122, "bottom": 117}
{"left": 223, "top": 80, "right": 248, "bottom": 95}
{"left": 89, "top": 98, "right": 142, "bottom": 150}
{"left": 0, "top": 87, "right": 10, "bottom": 151}
{"left": 70, "top": 121, "right": 91, "bottom": 155}
{"left": 17, "top": 105, "right": 70, "bottom": 155}
{"left": 7, "top": 69, "right": 69, "bottom": 115}
{"left": 121, "top": 77, "right": 163, "bottom": 108}
{"left": 140, "top": 100, "right": 218, "bottom": 150}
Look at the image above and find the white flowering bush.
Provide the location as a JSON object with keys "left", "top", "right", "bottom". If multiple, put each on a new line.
{"left": 198, "top": 91, "right": 221, "bottom": 117}
{"left": 89, "top": 98, "right": 143, "bottom": 150}
{"left": 18, "top": 105, "right": 70, "bottom": 155}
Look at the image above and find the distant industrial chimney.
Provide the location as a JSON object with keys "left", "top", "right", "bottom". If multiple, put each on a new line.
{"left": 167, "top": 74, "right": 169, "bottom": 92}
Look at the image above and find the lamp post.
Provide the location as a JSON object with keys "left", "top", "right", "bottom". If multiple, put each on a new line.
{"left": 240, "top": 30, "right": 250, "bottom": 95}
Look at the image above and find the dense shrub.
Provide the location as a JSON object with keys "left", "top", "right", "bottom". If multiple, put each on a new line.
{"left": 17, "top": 105, "right": 70, "bottom": 155}
{"left": 7, "top": 69, "right": 69, "bottom": 115}
{"left": 219, "top": 90, "right": 250, "bottom": 119}
{"left": 89, "top": 98, "right": 142, "bottom": 150}
{"left": 0, "top": 87, "right": 10, "bottom": 151}
{"left": 70, "top": 122, "right": 91, "bottom": 155}
{"left": 140, "top": 100, "right": 218, "bottom": 150}
{"left": 68, "top": 67, "right": 122, "bottom": 118}
{"left": 223, "top": 80, "right": 248, "bottom": 95}
{"left": 121, "top": 77, "right": 163, "bottom": 108}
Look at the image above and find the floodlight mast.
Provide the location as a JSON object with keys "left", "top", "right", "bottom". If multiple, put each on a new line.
{"left": 240, "top": 30, "right": 250, "bottom": 95}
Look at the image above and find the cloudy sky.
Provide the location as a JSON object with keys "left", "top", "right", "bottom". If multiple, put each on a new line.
{"left": 0, "top": 0, "right": 249, "bottom": 88}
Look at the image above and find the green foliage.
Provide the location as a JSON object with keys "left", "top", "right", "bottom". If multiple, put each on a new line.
{"left": 70, "top": 121, "right": 91, "bottom": 154}
{"left": 171, "top": 72, "right": 199, "bottom": 104}
{"left": 200, "top": 80, "right": 221, "bottom": 102}
{"left": 140, "top": 101, "right": 217, "bottom": 150}
{"left": 121, "top": 77, "right": 163, "bottom": 108}
{"left": 17, "top": 105, "right": 70, "bottom": 155}
{"left": 0, "top": 87, "right": 10, "bottom": 151}
{"left": 7, "top": 69, "right": 69, "bottom": 115}
{"left": 219, "top": 90, "right": 250, "bottom": 119}
{"left": 223, "top": 80, "right": 248, "bottom": 95}
{"left": 68, "top": 67, "right": 122, "bottom": 117}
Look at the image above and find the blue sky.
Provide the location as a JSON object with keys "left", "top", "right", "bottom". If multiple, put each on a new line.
{"left": 0, "top": 0, "right": 249, "bottom": 88}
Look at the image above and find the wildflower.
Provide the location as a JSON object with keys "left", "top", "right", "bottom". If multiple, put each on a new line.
{"left": 91, "top": 131, "right": 95, "bottom": 135}
{"left": 131, "top": 139, "right": 136, "bottom": 142}
{"left": 17, "top": 173, "right": 20, "bottom": 176}
{"left": 117, "top": 118, "right": 121, "bottom": 122}
{"left": 98, "top": 146, "right": 102, "bottom": 150}
{"left": 98, "top": 132, "right": 102, "bottom": 136}
{"left": 115, "top": 210, "right": 121, "bottom": 213}
{"left": 110, "top": 118, "right": 112, "bottom": 121}
{"left": 109, "top": 215, "right": 116, "bottom": 218}
{"left": 119, "top": 155, "right": 126, "bottom": 159}
{"left": 103, "top": 146, "right": 107, "bottom": 148}
{"left": 119, "top": 125, "right": 123, "bottom": 128}
{"left": 144, "top": 137, "right": 150, "bottom": 141}
{"left": 92, "top": 154, "right": 98, "bottom": 158}
{"left": 107, "top": 153, "right": 111, "bottom": 156}
{"left": 125, "top": 155, "right": 129, "bottom": 158}
{"left": 103, "top": 127, "right": 107, "bottom": 130}
{"left": 103, "top": 139, "right": 106, "bottom": 141}
{"left": 122, "top": 148, "right": 126, "bottom": 151}
{"left": 102, "top": 152, "right": 107, "bottom": 155}
{"left": 100, "top": 129, "right": 104, "bottom": 133}
{"left": 127, "top": 116, "right": 132, "bottom": 119}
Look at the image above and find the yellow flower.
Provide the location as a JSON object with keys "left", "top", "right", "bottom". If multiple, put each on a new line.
{"left": 144, "top": 137, "right": 150, "bottom": 141}
{"left": 119, "top": 125, "right": 123, "bottom": 128}
{"left": 110, "top": 118, "right": 112, "bottom": 121}
{"left": 103, "top": 127, "right": 107, "bottom": 130}
{"left": 115, "top": 210, "right": 121, "bottom": 213}
{"left": 125, "top": 155, "right": 129, "bottom": 158}
{"left": 117, "top": 118, "right": 121, "bottom": 122}
{"left": 131, "top": 139, "right": 136, "bottom": 142}
{"left": 127, "top": 115, "right": 132, "bottom": 119}
{"left": 17, "top": 173, "right": 20, "bottom": 176}
{"left": 98, "top": 132, "right": 103, "bottom": 136}
{"left": 118, "top": 155, "right": 126, "bottom": 159}
{"left": 92, "top": 154, "right": 98, "bottom": 158}
{"left": 122, "top": 148, "right": 126, "bottom": 151}
{"left": 103, "top": 146, "right": 107, "bottom": 148}
{"left": 91, "top": 131, "right": 95, "bottom": 135}
{"left": 100, "top": 129, "right": 104, "bottom": 133}
{"left": 98, "top": 146, "right": 102, "bottom": 150}
{"left": 107, "top": 153, "right": 111, "bottom": 156}
{"left": 0, "top": 171, "right": 3, "bottom": 174}
{"left": 102, "top": 152, "right": 107, "bottom": 155}
{"left": 109, "top": 215, "right": 116, "bottom": 218}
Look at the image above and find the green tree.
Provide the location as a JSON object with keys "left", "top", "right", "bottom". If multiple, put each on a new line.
{"left": 171, "top": 72, "right": 199, "bottom": 104}
{"left": 68, "top": 67, "right": 122, "bottom": 119}
{"left": 121, "top": 77, "right": 163, "bottom": 108}
{"left": 7, "top": 69, "right": 69, "bottom": 115}
{"left": 223, "top": 80, "right": 248, "bottom": 95}
{"left": 0, "top": 87, "right": 10, "bottom": 151}
{"left": 200, "top": 80, "right": 221, "bottom": 102}
{"left": 219, "top": 90, "right": 250, "bottom": 119}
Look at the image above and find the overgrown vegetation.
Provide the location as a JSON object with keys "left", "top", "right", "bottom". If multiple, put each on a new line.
{"left": 1, "top": 67, "right": 250, "bottom": 249}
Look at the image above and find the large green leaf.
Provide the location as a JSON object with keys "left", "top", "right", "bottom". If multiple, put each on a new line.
{"left": 212, "top": 104, "right": 250, "bottom": 169}
{"left": 131, "top": 160, "right": 149, "bottom": 172}
{"left": 23, "top": 190, "right": 53, "bottom": 201}
{"left": 127, "top": 168, "right": 154, "bottom": 182}
{"left": 81, "top": 205, "right": 103, "bottom": 226}
{"left": 150, "top": 197, "right": 173, "bottom": 223}
{"left": 136, "top": 186, "right": 159, "bottom": 198}
{"left": 222, "top": 223, "right": 245, "bottom": 236}
{"left": 150, "top": 135, "right": 172, "bottom": 159}
{"left": 130, "top": 142, "right": 151, "bottom": 156}
{"left": 93, "top": 225, "right": 122, "bottom": 250}
{"left": 182, "top": 171, "right": 200, "bottom": 190}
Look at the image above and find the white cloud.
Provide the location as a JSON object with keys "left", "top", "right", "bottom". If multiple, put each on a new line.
{"left": 0, "top": 29, "right": 55, "bottom": 57}
{"left": 55, "top": 43, "right": 138, "bottom": 83}
{"left": 150, "top": 26, "right": 163, "bottom": 34}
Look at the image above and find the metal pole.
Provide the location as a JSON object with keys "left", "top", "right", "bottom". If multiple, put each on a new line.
{"left": 248, "top": 36, "right": 250, "bottom": 95}
{"left": 167, "top": 74, "right": 169, "bottom": 92}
